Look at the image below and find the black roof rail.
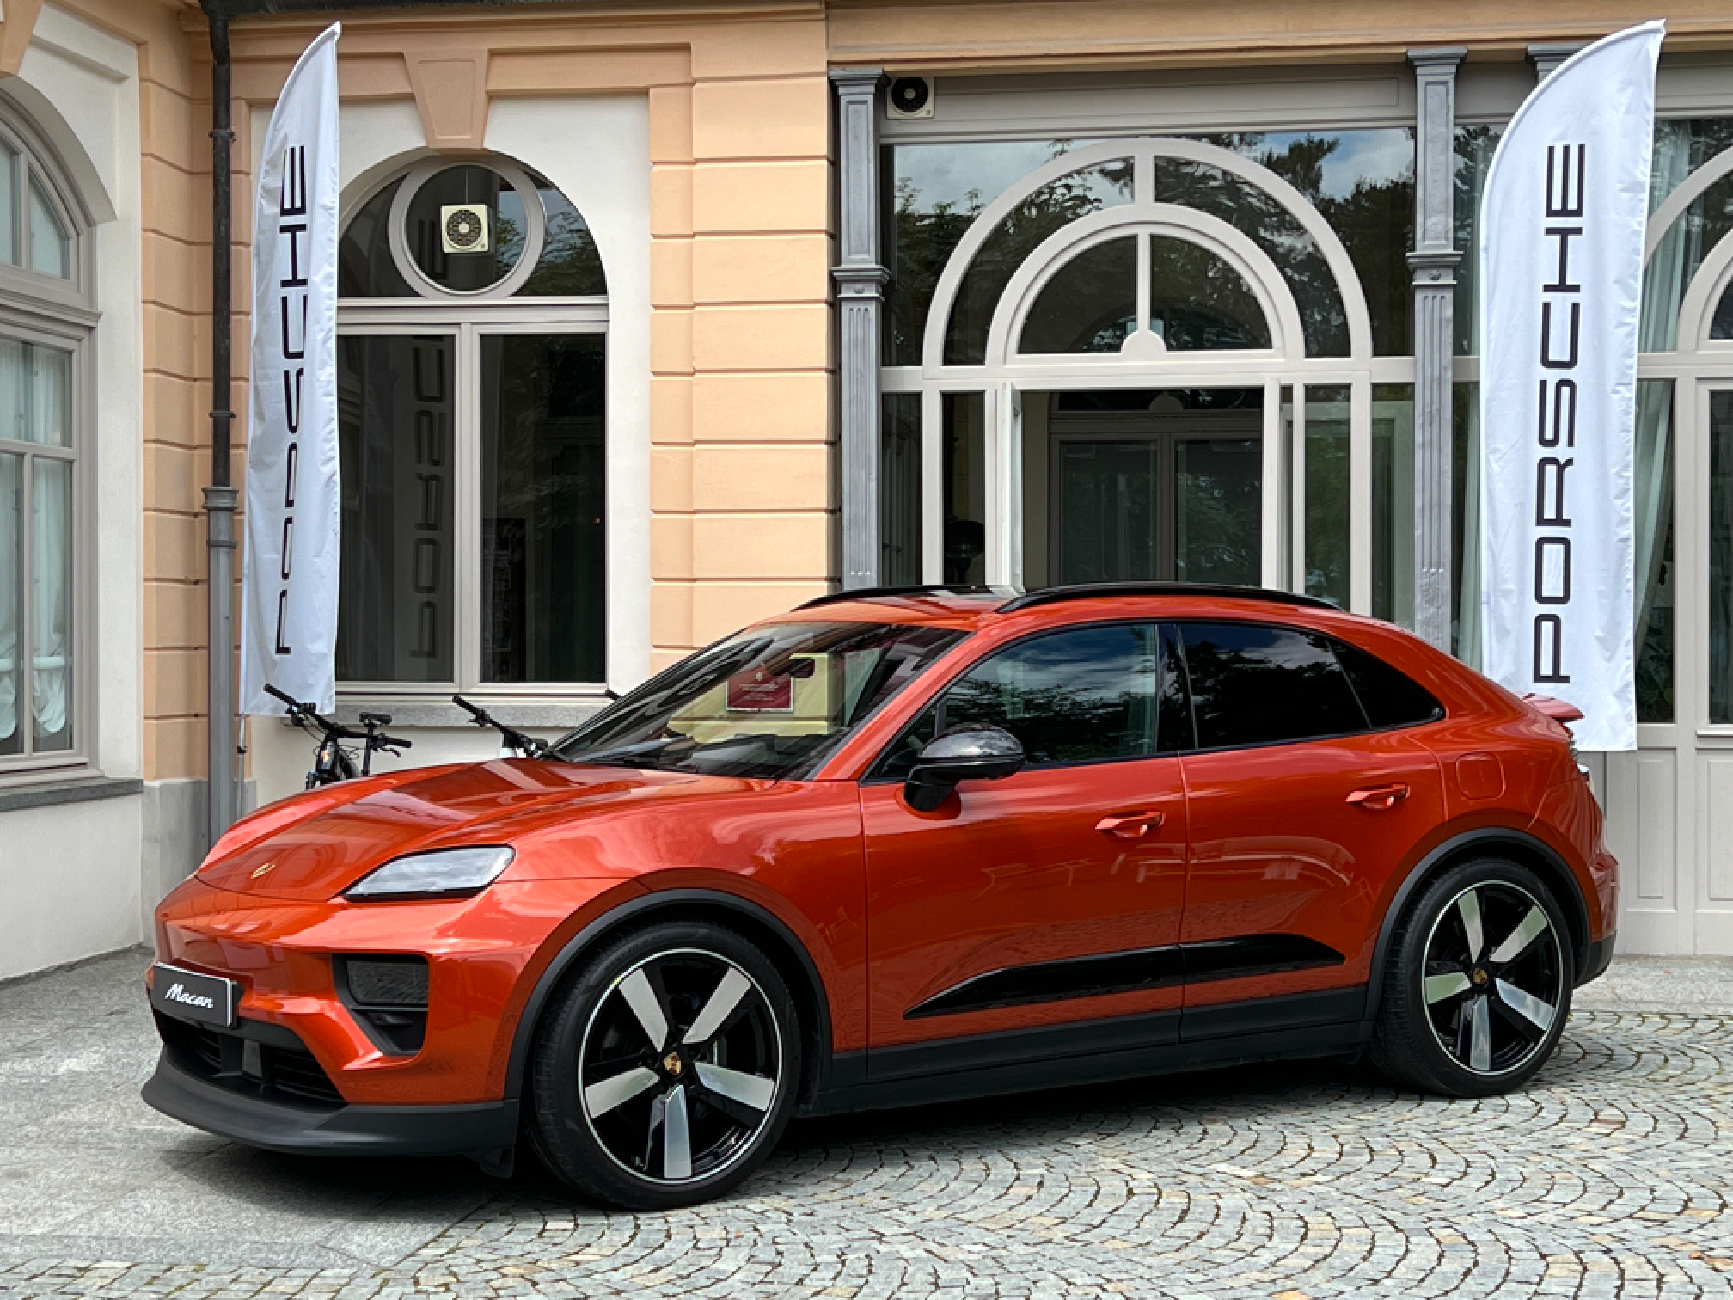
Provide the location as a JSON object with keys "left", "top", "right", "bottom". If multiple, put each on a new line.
{"left": 796, "top": 584, "right": 1017, "bottom": 610}
{"left": 997, "top": 582, "right": 1340, "bottom": 614}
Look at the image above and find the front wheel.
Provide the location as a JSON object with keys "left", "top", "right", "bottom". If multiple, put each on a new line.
{"left": 528, "top": 921, "right": 800, "bottom": 1209}
{"left": 1370, "top": 858, "right": 1574, "bottom": 1097}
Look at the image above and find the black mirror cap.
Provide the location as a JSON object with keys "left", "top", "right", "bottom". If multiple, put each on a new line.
{"left": 902, "top": 724, "right": 1025, "bottom": 810}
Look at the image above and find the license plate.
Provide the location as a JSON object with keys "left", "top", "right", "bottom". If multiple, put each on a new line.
{"left": 150, "top": 963, "right": 238, "bottom": 1029}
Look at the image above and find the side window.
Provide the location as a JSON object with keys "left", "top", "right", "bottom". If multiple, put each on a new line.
{"left": 870, "top": 622, "right": 1163, "bottom": 780}
{"left": 1180, "top": 622, "right": 1367, "bottom": 750}
{"left": 1333, "top": 638, "right": 1445, "bottom": 729}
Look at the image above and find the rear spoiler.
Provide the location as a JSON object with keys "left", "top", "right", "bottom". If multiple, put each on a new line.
{"left": 1523, "top": 693, "right": 1584, "bottom": 725}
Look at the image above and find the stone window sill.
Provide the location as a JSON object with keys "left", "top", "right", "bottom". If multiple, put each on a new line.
{"left": 0, "top": 775, "right": 143, "bottom": 814}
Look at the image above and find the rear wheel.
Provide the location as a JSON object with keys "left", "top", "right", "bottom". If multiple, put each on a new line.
{"left": 1370, "top": 858, "right": 1574, "bottom": 1097}
{"left": 529, "top": 921, "right": 799, "bottom": 1209}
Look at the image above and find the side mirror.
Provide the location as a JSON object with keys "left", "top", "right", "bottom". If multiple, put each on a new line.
{"left": 903, "top": 724, "right": 1025, "bottom": 812}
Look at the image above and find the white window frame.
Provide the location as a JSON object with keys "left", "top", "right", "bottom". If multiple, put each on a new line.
{"left": 337, "top": 162, "right": 611, "bottom": 705}
{"left": 0, "top": 92, "right": 95, "bottom": 783}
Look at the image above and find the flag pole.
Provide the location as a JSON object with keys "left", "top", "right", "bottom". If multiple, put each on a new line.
{"left": 201, "top": 0, "right": 238, "bottom": 849}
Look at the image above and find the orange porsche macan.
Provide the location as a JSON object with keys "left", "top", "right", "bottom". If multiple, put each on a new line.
{"left": 143, "top": 583, "right": 1617, "bottom": 1208}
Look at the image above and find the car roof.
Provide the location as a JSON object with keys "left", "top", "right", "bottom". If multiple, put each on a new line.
{"left": 778, "top": 582, "right": 1347, "bottom": 631}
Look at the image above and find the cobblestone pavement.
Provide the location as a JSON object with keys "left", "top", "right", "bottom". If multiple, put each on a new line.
{"left": 3, "top": 950, "right": 1733, "bottom": 1299}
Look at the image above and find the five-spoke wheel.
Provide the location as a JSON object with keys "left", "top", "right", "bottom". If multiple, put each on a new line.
{"left": 529, "top": 922, "right": 800, "bottom": 1208}
{"left": 1371, "top": 859, "right": 1574, "bottom": 1097}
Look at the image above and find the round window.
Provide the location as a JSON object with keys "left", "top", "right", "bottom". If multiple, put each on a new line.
{"left": 387, "top": 161, "right": 543, "bottom": 297}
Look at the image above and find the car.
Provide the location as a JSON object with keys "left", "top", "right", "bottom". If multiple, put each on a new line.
{"left": 142, "top": 582, "right": 1617, "bottom": 1209}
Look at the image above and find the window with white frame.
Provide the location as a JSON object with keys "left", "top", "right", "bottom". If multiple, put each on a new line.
{"left": 336, "top": 158, "right": 608, "bottom": 693}
{"left": 0, "top": 95, "right": 91, "bottom": 775}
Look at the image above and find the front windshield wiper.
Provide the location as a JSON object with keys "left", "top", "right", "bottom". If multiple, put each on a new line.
{"left": 453, "top": 694, "right": 552, "bottom": 759}
{"left": 563, "top": 735, "right": 688, "bottom": 769}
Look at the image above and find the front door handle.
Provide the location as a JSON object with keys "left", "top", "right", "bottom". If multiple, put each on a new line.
{"left": 1095, "top": 810, "right": 1166, "bottom": 839}
{"left": 1347, "top": 782, "right": 1411, "bottom": 810}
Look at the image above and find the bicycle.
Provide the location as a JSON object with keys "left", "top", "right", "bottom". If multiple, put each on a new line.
{"left": 264, "top": 683, "right": 413, "bottom": 788}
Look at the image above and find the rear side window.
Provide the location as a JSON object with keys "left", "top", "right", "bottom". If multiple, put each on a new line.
{"left": 1334, "top": 639, "right": 1444, "bottom": 729}
{"left": 1180, "top": 622, "right": 1366, "bottom": 749}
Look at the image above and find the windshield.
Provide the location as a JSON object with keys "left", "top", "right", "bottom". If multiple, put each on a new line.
{"left": 552, "top": 621, "right": 967, "bottom": 779}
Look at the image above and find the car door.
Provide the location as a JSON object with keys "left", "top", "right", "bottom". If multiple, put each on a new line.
{"left": 1173, "top": 620, "right": 1446, "bottom": 1033}
{"left": 860, "top": 620, "right": 1192, "bottom": 1059}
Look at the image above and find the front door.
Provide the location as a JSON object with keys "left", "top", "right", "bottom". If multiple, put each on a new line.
{"left": 860, "top": 620, "right": 1191, "bottom": 1059}
{"left": 1172, "top": 620, "right": 1446, "bottom": 1029}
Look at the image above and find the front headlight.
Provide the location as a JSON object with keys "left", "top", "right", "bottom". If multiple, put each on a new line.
{"left": 344, "top": 846, "right": 515, "bottom": 901}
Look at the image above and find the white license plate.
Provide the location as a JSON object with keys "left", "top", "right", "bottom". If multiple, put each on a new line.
{"left": 149, "top": 963, "right": 239, "bottom": 1029}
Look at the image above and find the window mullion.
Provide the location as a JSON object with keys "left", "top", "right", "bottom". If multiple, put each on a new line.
{"left": 18, "top": 448, "right": 31, "bottom": 758}
{"left": 455, "top": 321, "right": 481, "bottom": 693}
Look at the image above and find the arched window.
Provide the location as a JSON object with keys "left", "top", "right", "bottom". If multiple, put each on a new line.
{"left": 336, "top": 159, "right": 607, "bottom": 692}
{"left": 0, "top": 93, "right": 91, "bottom": 776}
{"left": 882, "top": 137, "right": 1411, "bottom": 614}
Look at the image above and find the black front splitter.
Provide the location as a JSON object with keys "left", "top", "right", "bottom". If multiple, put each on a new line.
{"left": 141, "top": 1051, "right": 518, "bottom": 1172}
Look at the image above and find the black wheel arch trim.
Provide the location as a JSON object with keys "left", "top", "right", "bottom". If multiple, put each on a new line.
{"left": 503, "top": 887, "right": 838, "bottom": 1108}
{"left": 1363, "top": 826, "right": 1593, "bottom": 1025}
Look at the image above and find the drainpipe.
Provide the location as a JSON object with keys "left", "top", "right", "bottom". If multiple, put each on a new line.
{"left": 200, "top": 1, "right": 238, "bottom": 849}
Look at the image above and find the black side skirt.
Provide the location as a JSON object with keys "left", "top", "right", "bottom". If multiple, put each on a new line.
{"left": 807, "top": 986, "right": 1367, "bottom": 1117}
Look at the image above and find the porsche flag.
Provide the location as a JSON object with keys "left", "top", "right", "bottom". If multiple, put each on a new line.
{"left": 240, "top": 23, "right": 341, "bottom": 715}
{"left": 1479, "top": 21, "right": 1663, "bottom": 752}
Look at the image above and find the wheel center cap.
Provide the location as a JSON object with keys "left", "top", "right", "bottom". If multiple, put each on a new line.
{"left": 1471, "top": 967, "right": 1489, "bottom": 986}
{"left": 662, "top": 1051, "right": 684, "bottom": 1077}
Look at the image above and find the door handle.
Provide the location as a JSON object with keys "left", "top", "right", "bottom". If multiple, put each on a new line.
{"left": 1347, "top": 782, "right": 1410, "bottom": 810}
{"left": 1095, "top": 810, "right": 1166, "bottom": 839}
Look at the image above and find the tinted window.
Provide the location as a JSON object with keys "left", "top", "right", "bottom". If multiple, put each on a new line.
{"left": 872, "top": 622, "right": 1164, "bottom": 779}
{"left": 1180, "top": 622, "right": 1367, "bottom": 749}
{"left": 1334, "top": 639, "right": 1444, "bottom": 729}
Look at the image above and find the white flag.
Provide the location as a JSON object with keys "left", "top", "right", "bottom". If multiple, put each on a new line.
{"left": 241, "top": 24, "right": 341, "bottom": 715}
{"left": 1480, "top": 21, "right": 1663, "bottom": 752}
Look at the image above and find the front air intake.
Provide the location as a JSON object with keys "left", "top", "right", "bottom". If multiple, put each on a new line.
{"left": 336, "top": 955, "right": 429, "bottom": 1056}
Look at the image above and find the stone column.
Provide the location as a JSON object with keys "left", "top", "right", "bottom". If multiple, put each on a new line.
{"left": 1529, "top": 43, "right": 1586, "bottom": 81}
{"left": 1408, "top": 47, "right": 1466, "bottom": 651}
{"left": 831, "top": 68, "right": 888, "bottom": 591}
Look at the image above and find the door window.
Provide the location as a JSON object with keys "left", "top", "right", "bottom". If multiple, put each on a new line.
{"left": 1179, "top": 621, "right": 1366, "bottom": 750}
{"left": 872, "top": 622, "right": 1165, "bottom": 778}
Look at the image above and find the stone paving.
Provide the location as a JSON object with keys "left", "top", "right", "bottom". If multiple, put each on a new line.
{"left": 3, "top": 948, "right": 1733, "bottom": 1298}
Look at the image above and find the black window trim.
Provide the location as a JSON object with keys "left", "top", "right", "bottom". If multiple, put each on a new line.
{"left": 860, "top": 614, "right": 1449, "bottom": 781}
{"left": 861, "top": 617, "right": 1182, "bottom": 784}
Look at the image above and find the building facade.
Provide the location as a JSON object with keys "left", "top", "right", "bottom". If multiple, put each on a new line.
{"left": 1, "top": 0, "right": 1732, "bottom": 977}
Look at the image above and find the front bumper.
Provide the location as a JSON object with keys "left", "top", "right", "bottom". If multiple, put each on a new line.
{"left": 142, "top": 1050, "right": 518, "bottom": 1161}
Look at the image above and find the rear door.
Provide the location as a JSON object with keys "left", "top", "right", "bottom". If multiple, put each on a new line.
{"left": 1173, "top": 621, "right": 1446, "bottom": 1033}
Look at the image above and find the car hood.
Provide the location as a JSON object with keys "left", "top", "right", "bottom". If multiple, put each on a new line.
{"left": 197, "top": 760, "right": 757, "bottom": 901}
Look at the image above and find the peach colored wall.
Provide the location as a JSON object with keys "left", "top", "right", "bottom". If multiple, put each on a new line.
{"left": 131, "top": 2, "right": 836, "bottom": 778}
{"left": 829, "top": 0, "right": 1733, "bottom": 69}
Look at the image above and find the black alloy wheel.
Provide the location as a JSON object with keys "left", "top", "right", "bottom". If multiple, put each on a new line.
{"left": 1371, "top": 858, "right": 1574, "bottom": 1097}
{"left": 529, "top": 922, "right": 799, "bottom": 1208}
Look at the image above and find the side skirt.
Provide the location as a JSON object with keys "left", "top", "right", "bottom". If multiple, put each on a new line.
{"left": 804, "top": 987, "right": 1368, "bottom": 1117}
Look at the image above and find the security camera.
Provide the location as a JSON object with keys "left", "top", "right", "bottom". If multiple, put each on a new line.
{"left": 887, "top": 77, "right": 934, "bottom": 120}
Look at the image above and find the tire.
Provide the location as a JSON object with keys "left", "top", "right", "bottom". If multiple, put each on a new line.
{"left": 1369, "top": 857, "right": 1575, "bottom": 1098}
{"left": 528, "top": 920, "right": 801, "bottom": 1209}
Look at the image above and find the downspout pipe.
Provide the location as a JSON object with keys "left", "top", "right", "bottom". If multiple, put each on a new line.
{"left": 200, "top": 1, "right": 238, "bottom": 850}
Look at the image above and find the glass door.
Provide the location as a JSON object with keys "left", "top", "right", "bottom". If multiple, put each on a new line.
{"left": 1033, "top": 389, "right": 1262, "bottom": 588}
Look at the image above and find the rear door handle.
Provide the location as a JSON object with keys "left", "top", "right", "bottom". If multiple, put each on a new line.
{"left": 1095, "top": 810, "right": 1166, "bottom": 839}
{"left": 1347, "top": 782, "right": 1410, "bottom": 810}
